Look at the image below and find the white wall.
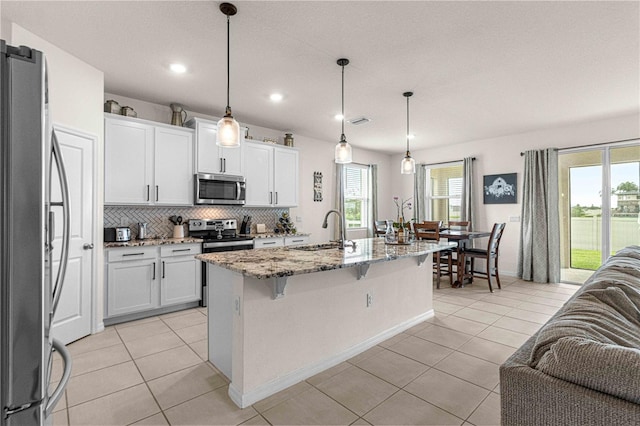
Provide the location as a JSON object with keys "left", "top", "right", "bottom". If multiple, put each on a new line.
{"left": 10, "top": 24, "right": 105, "bottom": 330}
{"left": 392, "top": 113, "right": 640, "bottom": 277}
{"left": 105, "top": 92, "right": 394, "bottom": 244}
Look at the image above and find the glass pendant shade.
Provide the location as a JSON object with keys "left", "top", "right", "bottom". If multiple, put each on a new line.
{"left": 335, "top": 140, "right": 352, "bottom": 164}
{"left": 401, "top": 153, "right": 416, "bottom": 174}
{"left": 216, "top": 113, "right": 240, "bottom": 147}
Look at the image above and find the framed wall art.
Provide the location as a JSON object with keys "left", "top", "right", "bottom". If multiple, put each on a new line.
{"left": 483, "top": 173, "right": 517, "bottom": 204}
{"left": 313, "top": 172, "right": 323, "bottom": 202}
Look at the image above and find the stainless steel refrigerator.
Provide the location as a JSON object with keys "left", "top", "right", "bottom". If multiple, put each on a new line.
{"left": 0, "top": 40, "right": 72, "bottom": 425}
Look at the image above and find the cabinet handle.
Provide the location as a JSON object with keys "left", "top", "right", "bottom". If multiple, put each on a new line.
{"left": 220, "top": 158, "right": 223, "bottom": 173}
{"left": 292, "top": 239, "right": 303, "bottom": 243}
{"left": 172, "top": 248, "right": 191, "bottom": 253}
{"left": 269, "top": 191, "right": 273, "bottom": 204}
{"left": 263, "top": 241, "right": 276, "bottom": 245}
{"left": 146, "top": 185, "right": 150, "bottom": 201}
{"left": 223, "top": 158, "right": 226, "bottom": 173}
{"left": 152, "top": 262, "right": 156, "bottom": 280}
{"left": 162, "top": 261, "right": 165, "bottom": 279}
{"left": 123, "top": 252, "right": 145, "bottom": 257}
{"left": 156, "top": 185, "right": 159, "bottom": 202}
{"left": 275, "top": 192, "right": 278, "bottom": 205}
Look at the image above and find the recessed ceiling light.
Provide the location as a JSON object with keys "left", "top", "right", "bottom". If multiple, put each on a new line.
{"left": 169, "top": 63, "right": 187, "bottom": 74}
{"left": 270, "top": 93, "right": 283, "bottom": 102}
{"left": 334, "top": 114, "right": 344, "bottom": 120}
{"left": 407, "top": 134, "right": 415, "bottom": 140}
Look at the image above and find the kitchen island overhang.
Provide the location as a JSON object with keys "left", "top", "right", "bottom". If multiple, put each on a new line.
{"left": 197, "top": 238, "right": 455, "bottom": 408}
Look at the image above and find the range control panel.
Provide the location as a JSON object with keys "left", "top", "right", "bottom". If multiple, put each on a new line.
{"left": 188, "top": 218, "right": 237, "bottom": 232}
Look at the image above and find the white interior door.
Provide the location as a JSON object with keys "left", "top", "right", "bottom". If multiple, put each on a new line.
{"left": 51, "top": 125, "right": 95, "bottom": 344}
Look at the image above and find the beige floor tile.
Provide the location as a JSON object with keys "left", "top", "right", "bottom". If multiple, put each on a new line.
{"left": 189, "top": 338, "right": 209, "bottom": 361}
{"left": 174, "top": 322, "right": 208, "bottom": 344}
{"left": 66, "top": 360, "right": 143, "bottom": 406}
{"left": 68, "top": 383, "right": 160, "bottom": 425}
{"left": 67, "top": 328, "right": 122, "bottom": 356}
{"left": 159, "top": 308, "right": 198, "bottom": 320}
{"left": 467, "top": 392, "right": 501, "bottom": 426}
{"left": 363, "top": 390, "right": 462, "bottom": 425}
{"left": 504, "top": 308, "right": 553, "bottom": 325}
{"left": 147, "top": 362, "right": 228, "bottom": 409}
{"left": 523, "top": 294, "right": 566, "bottom": 307}
{"left": 135, "top": 345, "right": 202, "bottom": 381}
{"left": 125, "top": 330, "right": 184, "bottom": 359}
{"left": 533, "top": 289, "right": 573, "bottom": 301}
{"left": 404, "top": 321, "right": 432, "bottom": 335}
{"left": 438, "top": 295, "right": 479, "bottom": 307}
{"left": 405, "top": 368, "right": 490, "bottom": 419}
{"left": 414, "top": 325, "right": 474, "bottom": 350}
{"left": 131, "top": 413, "right": 169, "bottom": 425}
{"left": 164, "top": 387, "right": 257, "bottom": 425}
{"left": 68, "top": 343, "right": 131, "bottom": 377}
{"left": 502, "top": 285, "right": 540, "bottom": 296}
{"left": 458, "top": 337, "right": 516, "bottom": 365}
{"left": 354, "top": 348, "right": 429, "bottom": 387}
{"left": 162, "top": 311, "right": 207, "bottom": 330}
{"left": 53, "top": 409, "right": 68, "bottom": 426}
{"left": 468, "top": 300, "right": 513, "bottom": 315}
{"left": 513, "top": 301, "right": 559, "bottom": 315}
{"left": 378, "top": 332, "right": 411, "bottom": 348}
{"left": 435, "top": 351, "right": 500, "bottom": 390}
{"left": 387, "top": 335, "right": 453, "bottom": 366}
{"left": 477, "top": 326, "right": 530, "bottom": 348}
{"left": 347, "top": 345, "right": 385, "bottom": 365}
{"left": 316, "top": 366, "right": 399, "bottom": 416}
{"left": 240, "top": 414, "right": 271, "bottom": 425}
{"left": 114, "top": 316, "right": 160, "bottom": 330}
{"left": 117, "top": 320, "right": 173, "bottom": 343}
{"left": 253, "top": 381, "right": 313, "bottom": 413}
{"left": 261, "top": 387, "right": 358, "bottom": 425}
{"left": 434, "top": 300, "right": 465, "bottom": 314}
{"left": 493, "top": 383, "right": 501, "bottom": 395}
{"left": 306, "top": 362, "right": 351, "bottom": 387}
{"left": 452, "top": 308, "right": 502, "bottom": 325}
{"left": 428, "top": 314, "right": 489, "bottom": 335}
{"left": 479, "top": 294, "right": 522, "bottom": 308}
{"left": 351, "top": 418, "right": 372, "bottom": 425}
{"left": 492, "top": 316, "right": 541, "bottom": 335}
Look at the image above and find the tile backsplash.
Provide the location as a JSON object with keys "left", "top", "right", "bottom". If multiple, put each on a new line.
{"left": 104, "top": 205, "right": 288, "bottom": 239}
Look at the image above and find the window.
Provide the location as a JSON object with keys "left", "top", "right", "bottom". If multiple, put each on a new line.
{"left": 425, "top": 163, "right": 463, "bottom": 223}
{"left": 344, "top": 165, "right": 369, "bottom": 229}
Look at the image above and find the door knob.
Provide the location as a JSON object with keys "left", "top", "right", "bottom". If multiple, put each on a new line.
{"left": 83, "top": 243, "right": 94, "bottom": 250}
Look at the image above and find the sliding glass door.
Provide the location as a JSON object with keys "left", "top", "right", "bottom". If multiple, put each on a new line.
{"left": 559, "top": 142, "right": 640, "bottom": 283}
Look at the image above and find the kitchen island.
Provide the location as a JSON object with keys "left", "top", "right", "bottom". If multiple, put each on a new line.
{"left": 196, "top": 238, "right": 455, "bottom": 408}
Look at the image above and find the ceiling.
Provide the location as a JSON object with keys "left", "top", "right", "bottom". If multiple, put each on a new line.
{"left": 3, "top": 1, "right": 639, "bottom": 154}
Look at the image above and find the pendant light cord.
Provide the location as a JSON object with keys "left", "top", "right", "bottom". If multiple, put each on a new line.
{"left": 226, "top": 14, "right": 231, "bottom": 112}
{"left": 406, "top": 95, "right": 410, "bottom": 152}
{"left": 341, "top": 63, "right": 345, "bottom": 140}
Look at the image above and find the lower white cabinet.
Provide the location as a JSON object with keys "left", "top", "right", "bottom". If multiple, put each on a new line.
{"left": 106, "top": 244, "right": 202, "bottom": 319}
{"left": 254, "top": 235, "right": 309, "bottom": 248}
{"left": 284, "top": 235, "right": 310, "bottom": 246}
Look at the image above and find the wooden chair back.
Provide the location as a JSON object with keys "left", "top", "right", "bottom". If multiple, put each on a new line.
{"left": 448, "top": 221, "right": 471, "bottom": 231}
{"left": 487, "top": 223, "right": 506, "bottom": 256}
{"left": 374, "top": 220, "right": 388, "bottom": 236}
{"left": 413, "top": 221, "right": 442, "bottom": 241}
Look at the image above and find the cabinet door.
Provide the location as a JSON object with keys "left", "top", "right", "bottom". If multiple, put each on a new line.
{"left": 107, "top": 259, "right": 158, "bottom": 317}
{"left": 274, "top": 147, "right": 299, "bottom": 207}
{"left": 244, "top": 142, "right": 274, "bottom": 206}
{"left": 195, "top": 120, "right": 221, "bottom": 174}
{"left": 254, "top": 237, "right": 284, "bottom": 249}
{"left": 154, "top": 127, "right": 193, "bottom": 205}
{"left": 161, "top": 256, "right": 201, "bottom": 306}
{"left": 220, "top": 145, "right": 243, "bottom": 175}
{"left": 284, "top": 235, "right": 309, "bottom": 246}
{"left": 104, "top": 118, "right": 154, "bottom": 204}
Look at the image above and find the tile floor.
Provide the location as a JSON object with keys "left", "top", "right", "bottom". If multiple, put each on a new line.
{"left": 51, "top": 276, "right": 578, "bottom": 425}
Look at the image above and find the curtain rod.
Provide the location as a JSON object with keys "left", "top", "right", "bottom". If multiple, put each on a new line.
{"left": 420, "top": 157, "right": 475, "bottom": 167}
{"left": 520, "top": 137, "right": 639, "bottom": 156}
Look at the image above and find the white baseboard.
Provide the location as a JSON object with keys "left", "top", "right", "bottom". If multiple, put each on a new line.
{"left": 228, "top": 309, "right": 435, "bottom": 408}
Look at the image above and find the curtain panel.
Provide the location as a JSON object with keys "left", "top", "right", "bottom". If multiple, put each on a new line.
{"left": 461, "top": 157, "right": 475, "bottom": 230}
{"left": 333, "top": 163, "right": 346, "bottom": 241}
{"left": 517, "top": 148, "right": 560, "bottom": 283}
{"left": 414, "top": 165, "right": 426, "bottom": 223}
{"left": 368, "top": 164, "right": 378, "bottom": 238}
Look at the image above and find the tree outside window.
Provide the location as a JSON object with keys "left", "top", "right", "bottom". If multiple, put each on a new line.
{"left": 344, "top": 165, "right": 369, "bottom": 229}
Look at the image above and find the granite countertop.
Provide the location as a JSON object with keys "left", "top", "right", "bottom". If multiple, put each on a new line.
{"left": 104, "top": 237, "right": 202, "bottom": 248}
{"left": 196, "top": 238, "right": 456, "bottom": 279}
{"left": 244, "top": 233, "right": 311, "bottom": 239}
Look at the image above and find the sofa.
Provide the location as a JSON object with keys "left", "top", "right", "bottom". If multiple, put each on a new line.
{"left": 500, "top": 245, "right": 640, "bottom": 426}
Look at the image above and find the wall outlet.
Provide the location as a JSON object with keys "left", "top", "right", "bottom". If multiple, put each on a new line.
{"left": 366, "top": 293, "right": 373, "bottom": 307}
{"left": 509, "top": 215, "right": 521, "bottom": 222}
{"left": 296, "top": 216, "right": 302, "bottom": 223}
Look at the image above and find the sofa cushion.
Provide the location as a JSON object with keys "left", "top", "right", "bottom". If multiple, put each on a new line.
{"left": 535, "top": 336, "right": 640, "bottom": 404}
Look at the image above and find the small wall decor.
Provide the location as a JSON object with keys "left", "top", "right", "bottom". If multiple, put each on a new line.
{"left": 484, "top": 173, "right": 517, "bottom": 204}
{"left": 313, "top": 172, "right": 323, "bottom": 202}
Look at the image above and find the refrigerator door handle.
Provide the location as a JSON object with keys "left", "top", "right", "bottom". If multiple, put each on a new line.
{"left": 51, "top": 130, "right": 71, "bottom": 316}
{"left": 44, "top": 338, "right": 72, "bottom": 417}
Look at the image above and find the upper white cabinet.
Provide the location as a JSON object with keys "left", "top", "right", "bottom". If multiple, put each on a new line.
{"left": 105, "top": 114, "right": 193, "bottom": 205}
{"left": 244, "top": 141, "right": 298, "bottom": 207}
{"left": 186, "top": 117, "right": 244, "bottom": 176}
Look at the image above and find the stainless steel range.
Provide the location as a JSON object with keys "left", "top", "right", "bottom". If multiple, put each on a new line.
{"left": 188, "top": 219, "right": 254, "bottom": 306}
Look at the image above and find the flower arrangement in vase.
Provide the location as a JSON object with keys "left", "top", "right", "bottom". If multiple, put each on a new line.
{"left": 393, "top": 196, "right": 413, "bottom": 229}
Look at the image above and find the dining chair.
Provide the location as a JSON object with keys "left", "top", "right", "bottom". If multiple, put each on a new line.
{"left": 461, "top": 222, "right": 506, "bottom": 292}
{"left": 445, "top": 220, "right": 471, "bottom": 274}
{"left": 374, "top": 220, "right": 388, "bottom": 236}
{"left": 414, "top": 221, "right": 452, "bottom": 288}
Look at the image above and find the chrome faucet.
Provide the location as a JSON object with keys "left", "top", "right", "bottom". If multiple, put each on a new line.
{"left": 322, "top": 209, "right": 355, "bottom": 250}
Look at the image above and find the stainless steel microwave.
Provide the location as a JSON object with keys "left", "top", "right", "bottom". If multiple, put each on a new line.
{"left": 195, "top": 173, "right": 246, "bottom": 205}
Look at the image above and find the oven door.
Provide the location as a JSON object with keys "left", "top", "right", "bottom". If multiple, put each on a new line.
{"left": 195, "top": 173, "right": 246, "bottom": 205}
{"left": 200, "top": 240, "right": 254, "bottom": 306}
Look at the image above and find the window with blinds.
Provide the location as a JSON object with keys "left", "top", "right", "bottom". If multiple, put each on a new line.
{"left": 426, "top": 164, "right": 463, "bottom": 223}
{"left": 344, "top": 165, "right": 369, "bottom": 229}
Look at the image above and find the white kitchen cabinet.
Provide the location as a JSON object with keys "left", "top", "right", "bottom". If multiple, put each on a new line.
{"left": 253, "top": 237, "right": 284, "bottom": 249}
{"left": 106, "top": 247, "right": 159, "bottom": 317}
{"left": 187, "top": 118, "right": 244, "bottom": 176}
{"left": 105, "top": 114, "right": 194, "bottom": 206}
{"left": 284, "top": 235, "right": 310, "bottom": 246}
{"left": 244, "top": 141, "right": 298, "bottom": 207}
{"left": 160, "top": 244, "right": 202, "bottom": 306}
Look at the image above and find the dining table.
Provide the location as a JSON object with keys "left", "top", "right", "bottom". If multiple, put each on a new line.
{"left": 439, "top": 229, "right": 492, "bottom": 288}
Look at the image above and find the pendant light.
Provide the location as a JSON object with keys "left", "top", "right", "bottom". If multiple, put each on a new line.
{"left": 216, "top": 2, "right": 241, "bottom": 148}
{"left": 334, "top": 58, "right": 352, "bottom": 164}
{"left": 400, "top": 91, "right": 416, "bottom": 174}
